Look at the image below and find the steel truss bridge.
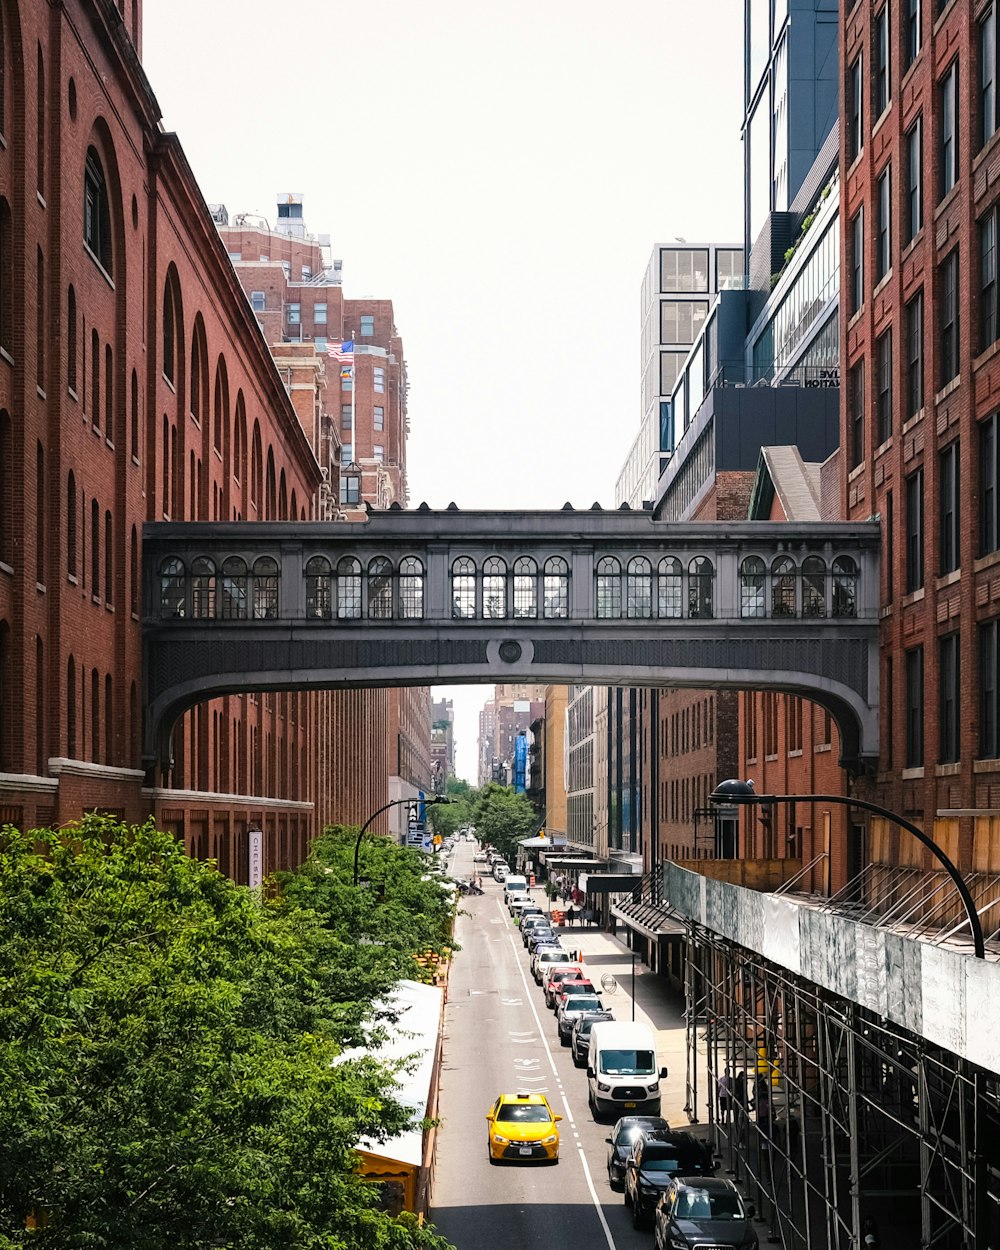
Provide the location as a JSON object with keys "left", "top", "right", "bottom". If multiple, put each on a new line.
{"left": 142, "top": 509, "right": 880, "bottom": 771}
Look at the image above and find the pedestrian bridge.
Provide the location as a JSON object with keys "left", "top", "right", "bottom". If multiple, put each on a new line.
{"left": 142, "top": 508, "right": 881, "bottom": 772}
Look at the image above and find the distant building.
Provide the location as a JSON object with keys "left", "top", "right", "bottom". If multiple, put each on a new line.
{"left": 477, "top": 685, "right": 547, "bottom": 787}
{"left": 430, "top": 699, "right": 455, "bottom": 794}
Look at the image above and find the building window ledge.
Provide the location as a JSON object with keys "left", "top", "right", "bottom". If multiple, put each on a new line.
{"left": 83, "top": 243, "right": 115, "bottom": 289}
{"left": 974, "top": 128, "right": 1000, "bottom": 176}
{"left": 902, "top": 587, "right": 925, "bottom": 605}
{"left": 36, "top": 385, "right": 45, "bottom": 400}
{"left": 746, "top": 756, "right": 758, "bottom": 766}
{"left": 765, "top": 753, "right": 778, "bottom": 762}
{"left": 68, "top": 386, "right": 78, "bottom": 402}
{"left": 937, "top": 569, "right": 961, "bottom": 588}
{"left": 875, "top": 436, "right": 894, "bottom": 459}
{"left": 975, "top": 549, "right": 1000, "bottom": 572}
{"left": 872, "top": 102, "right": 893, "bottom": 141}
{"left": 936, "top": 762, "right": 961, "bottom": 776}
{"left": 902, "top": 408, "right": 925, "bottom": 434}
{"left": 161, "top": 374, "right": 176, "bottom": 394}
{"left": 788, "top": 748, "right": 803, "bottom": 758}
{"left": 873, "top": 270, "right": 893, "bottom": 299}
{"left": 37, "top": 190, "right": 46, "bottom": 210}
{"left": 67, "top": 573, "right": 77, "bottom": 586}
{"left": 902, "top": 229, "right": 923, "bottom": 259}
{"left": 935, "top": 376, "right": 961, "bottom": 403}
{"left": 973, "top": 337, "right": 1000, "bottom": 371}
{"left": 814, "top": 743, "right": 832, "bottom": 753}
{"left": 848, "top": 307, "right": 865, "bottom": 330}
{"left": 935, "top": 181, "right": 961, "bottom": 221}
{"left": 901, "top": 766, "right": 925, "bottom": 779}
{"left": 848, "top": 461, "right": 866, "bottom": 483}
{"left": 973, "top": 757, "right": 1000, "bottom": 772}
{"left": 0, "top": 346, "right": 13, "bottom": 368}
{"left": 0, "top": 560, "right": 12, "bottom": 577}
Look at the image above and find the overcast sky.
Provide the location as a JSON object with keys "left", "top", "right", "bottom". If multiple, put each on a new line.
{"left": 143, "top": 0, "right": 745, "bottom": 782}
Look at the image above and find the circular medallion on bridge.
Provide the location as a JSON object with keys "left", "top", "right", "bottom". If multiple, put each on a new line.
{"left": 498, "top": 640, "right": 522, "bottom": 664}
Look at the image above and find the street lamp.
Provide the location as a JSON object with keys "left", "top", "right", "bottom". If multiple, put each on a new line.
{"left": 709, "top": 779, "right": 986, "bottom": 959}
{"left": 352, "top": 796, "right": 453, "bottom": 887}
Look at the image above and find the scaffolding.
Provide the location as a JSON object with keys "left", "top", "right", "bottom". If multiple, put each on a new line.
{"left": 685, "top": 924, "right": 1000, "bottom": 1249}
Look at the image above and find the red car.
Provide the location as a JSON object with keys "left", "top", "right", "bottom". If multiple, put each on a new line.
{"left": 553, "top": 978, "right": 596, "bottom": 1012}
{"left": 543, "top": 965, "right": 585, "bottom": 1009}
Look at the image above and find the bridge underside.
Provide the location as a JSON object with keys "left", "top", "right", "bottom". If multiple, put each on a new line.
{"left": 144, "top": 621, "right": 878, "bottom": 774}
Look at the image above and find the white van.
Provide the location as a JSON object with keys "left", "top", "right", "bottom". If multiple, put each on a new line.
{"left": 503, "top": 874, "right": 528, "bottom": 907}
{"left": 586, "top": 1021, "right": 668, "bottom": 1119}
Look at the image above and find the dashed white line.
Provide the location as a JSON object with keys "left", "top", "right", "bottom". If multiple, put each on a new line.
{"left": 496, "top": 897, "right": 619, "bottom": 1250}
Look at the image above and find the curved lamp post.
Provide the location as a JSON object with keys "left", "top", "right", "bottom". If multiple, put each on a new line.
{"left": 709, "top": 779, "right": 985, "bottom": 959}
{"left": 352, "top": 795, "right": 453, "bottom": 886}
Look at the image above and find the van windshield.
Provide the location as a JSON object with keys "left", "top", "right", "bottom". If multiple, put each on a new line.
{"left": 599, "top": 1048, "right": 656, "bottom": 1076}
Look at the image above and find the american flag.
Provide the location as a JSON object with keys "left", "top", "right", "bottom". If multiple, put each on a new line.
{"left": 327, "top": 338, "right": 355, "bottom": 364}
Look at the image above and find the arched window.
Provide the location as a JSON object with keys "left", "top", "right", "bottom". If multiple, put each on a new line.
{"left": 305, "top": 555, "right": 332, "bottom": 619}
{"left": 161, "top": 414, "right": 170, "bottom": 516}
{"left": 104, "top": 344, "right": 113, "bottom": 441}
{"left": 657, "top": 556, "right": 682, "bottom": 618}
{"left": 90, "top": 667, "right": 99, "bottom": 764}
{"left": 740, "top": 556, "right": 766, "bottom": 618}
{"left": 512, "top": 556, "right": 538, "bottom": 618}
{"left": 189, "top": 329, "right": 202, "bottom": 425}
{"left": 83, "top": 147, "right": 113, "bottom": 274}
{"left": 0, "top": 410, "right": 10, "bottom": 566}
{"left": 250, "top": 423, "right": 262, "bottom": 511}
{"left": 67, "top": 655, "right": 76, "bottom": 758}
{"left": 688, "top": 556, "right": 714, "bottom": 618}
{"left": 90, "top": 329, "right": 100, "bottom": 428}
{"left": 67, "top": 473, "right": 77, "bottom": 577}
{"left": 221, "top": 556, "right": 247, "bottom": 619}
{"left": 36, "top": 443, "right": 45, "bottom": 584}
{"left": 89, "top": 499, "right": 100, "bottom": 597}
{"left": 368, "top": 556, "right": 394, "bottom": 619}
{"left": 104, "top": 509, "right": 113, "bottom": 603}
{"left": 161, "top": 281, "right": 175, "bottom": 382}
{"left": 0, "top": 198, "right": 12, "bottom": 355}
{"left": 36, "top": 45, "right": 44, "bottom": 198}
{"left": 452, "top": 556, "right": 476, "bottom": 618}
{"left": 337, "top": 556, "right": 361, "bottom": 619}
{"left": 543, "top": 556, "right": 569, "bottom": 619}
{"left": 290, "top": 489, "right": 298, "bottom": 521}
{"left": 278, "top": 470, "right": 287, "bottom": 520}
{"left": 771, "top": 555, "right": 796, "bottom": 616}
{"left": 626, "top": 556, "right": 652, "bottom": 618}
{"left": 483, "top": 556, "right": 507, "bottom": 619}
{"left": 105, "top": 673, "right": 113, "bottom": 764}
{"left": 130, "top": 370, "right": 139, "bottom": 459}
{"left": 191, "top": 556, "right": 216, "bottom": 618}
{"left": 234, "top": 397, "right": 247, "bottom": 487}
{"left": 252, "top": 556, "right": 279, "bottom": 619}
{"left": 595, "top": 556, "right": 621, "bottom": 619}
{"left": 34, "top": 639, "right": 43, "bottom": 774}
{"left": 832, "top": 555, "right": 858, "bottom": 618}
{"left": 130, "top": 526, "right": 138, "bottom": 615}
{"left": 265, "top": 448, "right": 276, "bottom": 518}
{"left": 159, "top": 556, "right": 185, "bottom": 617}
{"left": 802, "top": 555, "right": 826, "bottom": 617}
{"left": 212, "top": 356, "right": 226, "bottom": 452}
{"left": 36, "top": 247, "right": 44, "bottom": 389}
{"left": 399, "top": 556, "right": 424, "bottom": 619}
{"left": 67, "top": 286, "right": 77, "bottom": 392}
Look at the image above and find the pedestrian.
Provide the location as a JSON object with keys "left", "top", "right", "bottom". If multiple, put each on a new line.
{"left": 732, "top": 1070, "right": 747, "bottom": 1110}
{"left": 566, "top": 903, "right": 577, "bottom": 926}
{"left": 717, "top": 1066, "right": 732, "bottom": 1123}
{"left": 863, "top": 1217, "right": 880, "bottom": 1248}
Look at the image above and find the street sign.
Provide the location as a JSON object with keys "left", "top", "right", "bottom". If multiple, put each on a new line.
{"left": 248, "top": 827, "right": 263, "bottom": 891}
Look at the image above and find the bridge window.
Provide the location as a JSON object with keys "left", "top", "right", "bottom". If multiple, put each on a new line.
{"left": 626, "top": 557, "right": 652, "bottom": 618}
{"left": 399, "top": 557, "right": 424, "bottom": 619}
{"left": 543, "top": 556, "right": 569, "bottom": 618}
{"left": 368, "top": 556, "right": 394, "bottom": 619}
{"left": 771, "top": 555, "right": 796, "bottom": 617}
{"left": 657, "top": 557, "right": 682, "bottom": 618}
{"left": 452, "top": 557, "right": 476, "bottom": 619}
{"left": 252, "top": 557, "right": 279, "bottom": 619}
{"left": 596, "top": 556, "right": 622, "bottom": 619}
{"left": 513, "top": 556, "right": 538, "bottom": 618}
{"left": 688, "top": 557, "right": 714, "bottom": 618}
{"left": 191, "top": 557, "right": 216, "bottom": 618}
{"left": 483, "top": 556, "right": 507, "bottom": 619}
{"left": 740, "top": 556, "right": 765, "bottom": 618}
{"left": 305, "top": 555, "right": 333, "bottom": 619}
{"left": 802, "top": 556, "right": 827, "bottom": 617}
{"left": 221, "top": 557, "right": 247, "bottom": 618}
{"left": 160, "top": 557, "right": 186, "bottom": 618}
{"left": 832, "top": 555, "right": 858, "bottom": 618}
{"left": 337, "top": 556, "right": 362, "bottom": 619}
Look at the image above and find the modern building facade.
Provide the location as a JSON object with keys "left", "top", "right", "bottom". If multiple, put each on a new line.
{"left": 429, "top": 698, "right": 455, "bottom": 795}
{"left": 476, "top": 684, "right": 547, "bottom": 788}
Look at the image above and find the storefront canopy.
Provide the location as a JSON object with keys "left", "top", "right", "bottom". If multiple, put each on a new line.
{"left": 578, "top": 872, "right": 643, "bottom": 895}
{"left": 518, "top": 835, "right": 567, "bottom": 850}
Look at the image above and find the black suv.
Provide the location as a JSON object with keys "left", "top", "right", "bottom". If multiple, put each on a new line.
{"left": 653, "top": 1176, "right": 758, "bottom": 1249}
{"left": 606, "top": 1116, "right": 669, "bottom": 1190}
{"left": 623, "top": 1130, "right": 715, "bottom": 1228}
{"left": 570, "top": 1010, "right": 614, "bottom": 1068}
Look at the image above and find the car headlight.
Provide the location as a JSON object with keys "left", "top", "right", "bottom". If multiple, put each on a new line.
{"left": 647, "top": 1081, "right": 660, "bottom": 1092}
{"left": 541, "top": 1134, "right": 558, "bottom": 1144}
{"left": 597, "top": 1081, "right": 611, "bottom": 1092}
{"left": 492, "top": 1133, "right": 509, "bottom": 1144}
{"left": 670, "top": 1240, "right": 689, "bottom": 1250}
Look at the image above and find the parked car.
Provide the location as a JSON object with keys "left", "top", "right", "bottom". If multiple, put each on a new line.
{"left": 493, "top": 863, "right": 508, "bottom": 882}
{"left": 570, "top": 1010, "right": 615, "bottom": 1067}
{"left": 515, "top": 905, "right": 545, "bottom": 929}
{"left": 503, "top": 875, "right": 529, "bottom": 907}
{"left": 624, "top": 1131, "right": 716, "bottom": 1228}
{"left": 531, "top": 946, "right": 572, "bottom": 983}
{"left": 605, "top": 1115, "right": 670, "bottom": 1190}
{"left": 552, "top": 978, "right": 596, "bottom": 1012}
{"left": 543, "top": 966, "right": 586, "bottom": 1008}
{"left": 520, "top": 915, "right": 551, "bottom": 942}
{"left": 526, "top": 927, "right": 558, "bottom": 954}
{"left": 556, "top": 994, "right": 604, "bottom": 1044}
{"left": 653, "top": 1177, "right": 757, "bottom": 1250}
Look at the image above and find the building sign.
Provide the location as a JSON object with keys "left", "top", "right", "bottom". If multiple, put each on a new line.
{"left": 248, "top": 826, "right": 263, "bottom": 890}
{"left": 514, "top": 733, "right": 528, "bottom": 794}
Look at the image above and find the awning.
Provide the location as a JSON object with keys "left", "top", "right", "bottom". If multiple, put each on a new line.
{"left": 518, "top": 835, "right": 567, "bottom": 849}
{"left": 546, "top": 856, "right": 606, "bottom": 870}
{"left": 579, "top": 873, "right": 642, "bottom": 895}
{"left": 612, "top": 898, "right": 689, "bottom": 941}
{"left": 539, "top": 850, "right": 601, "bottom": 865}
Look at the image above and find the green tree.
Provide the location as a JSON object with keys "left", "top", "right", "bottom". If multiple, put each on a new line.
{"left": 471, "top": 784, "right": 538, "bottom": 859}
{"left": 0, "top": 816, "right": 452, "bottom": 1250}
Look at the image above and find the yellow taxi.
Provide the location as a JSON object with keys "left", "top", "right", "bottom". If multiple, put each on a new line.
{"left": 486, "top": 1092, "right": 562, "bottom": 1164}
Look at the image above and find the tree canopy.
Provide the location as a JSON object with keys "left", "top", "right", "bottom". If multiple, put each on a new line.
{"left": 470, "top": 784, "right": 538, "bottom": 858}
{"left": 0, "top": 815, "right": 454, "bottom": 1250}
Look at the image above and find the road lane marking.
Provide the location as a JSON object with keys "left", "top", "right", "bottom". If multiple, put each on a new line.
{"left": 495, "top": 897, "right": 619, "bottom": 1250}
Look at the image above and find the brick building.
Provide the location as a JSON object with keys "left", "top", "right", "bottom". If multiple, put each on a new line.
{"left": 840, "top": 0, "right": 1000, "bottom": 890}
{"left": 0, "top": 0, "right": 423, "bottom": 872}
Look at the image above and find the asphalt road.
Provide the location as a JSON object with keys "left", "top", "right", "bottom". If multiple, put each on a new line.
{"left": 432, "top": 841, "right": 651, "bottom": 1250}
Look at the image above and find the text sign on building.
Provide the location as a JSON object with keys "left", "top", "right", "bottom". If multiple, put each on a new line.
{"left": 248, "top": 827, "right": 263, "bottom": 890}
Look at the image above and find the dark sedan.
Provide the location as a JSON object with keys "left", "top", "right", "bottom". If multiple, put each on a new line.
{"left": 526, "top": 927, "right": 558, "bottom": 953}
{"left": 605, "top": 1115, "right": 669, "bottom": 1190}
{"left": 570, "top": 1011, "right": 615, "bottom": 1067}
